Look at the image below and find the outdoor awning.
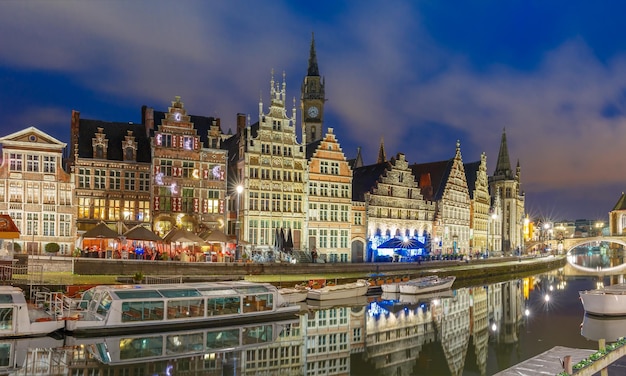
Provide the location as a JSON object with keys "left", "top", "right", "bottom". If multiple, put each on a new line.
{"left": 377, "top": 237, "right": 425, "bottom": 249}
{"left": 82, "top": 222, "right": 120, "bottom": 239}
{"left": 163, "top": 228, "right": 206, "bottom": 244}
{"left": 0, "top": 215, "right": 20, "bottom": 239}
{"left": 201, "top": 229, "right": 229, "bottom": 243}
{"left": 123, "top": 225, "right": 162, "bottom": 242}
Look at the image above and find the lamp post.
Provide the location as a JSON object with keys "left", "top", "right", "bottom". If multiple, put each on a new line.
{"left": 235, "top": 184, "right": 243, "bottom": 261}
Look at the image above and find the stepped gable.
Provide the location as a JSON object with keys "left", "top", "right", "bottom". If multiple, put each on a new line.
{"left": 152, "top": 110, "right": 222, "bottom": 148}
{"left": 77, "top": 119, "right": 151, "bottom": 163}
{"left": 410, "top": 159, "right": 453, "bottom": 201}
{"left": 352, "top": 161, "right": 390, "bottom": 202}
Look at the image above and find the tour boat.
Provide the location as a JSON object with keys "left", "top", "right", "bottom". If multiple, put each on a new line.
{"left": 0, "top": 286, "right": 66, "bottom": 338}
{"left": 579, "top": 283, "right": 626, "bottom": 317}
{"left": 306, "top": 279, "right": 369, "bottom": 301}
{"left": 380, "top": 275, "right": 437, "bottom": 294}
{"left": 65, "top": 318, "right": 299, "bottom": 365}
{"left": 64, "top": 281, "right": 300, "bottom": 336}
{"left": 278, "top": 285, "right": 310, "bottom": 304}
{"left": 399, "top": 276, "right": 456, "bottom": 295}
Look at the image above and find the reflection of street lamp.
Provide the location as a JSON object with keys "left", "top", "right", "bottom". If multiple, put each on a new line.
{"left": 235, "top": 184, "right": 243, "bottom": 260}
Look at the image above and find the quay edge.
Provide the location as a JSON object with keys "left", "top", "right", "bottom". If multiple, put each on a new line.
{"left": 27, "top": 255, "right": 566, "bottom": 286}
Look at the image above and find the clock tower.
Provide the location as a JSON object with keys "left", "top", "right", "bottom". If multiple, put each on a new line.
{"left": 301, "top": 33, "right": 325, "bottom": 145}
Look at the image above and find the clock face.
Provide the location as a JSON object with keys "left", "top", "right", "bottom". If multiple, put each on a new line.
{"left": 307, "top": 106, "right": 319, "bottom": 118}
{"left": 174, "top": 112, "right": 182, "bottom": 121}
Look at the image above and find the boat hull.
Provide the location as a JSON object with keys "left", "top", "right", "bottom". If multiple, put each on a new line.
{"left": 399, "top": 276, "right": 456, "bottom": 295}
{"left": 306, "top": 280, "right": 369, "bottom": 301}
{"left": 579, "top": 289, "right": 626, "bottom": 317}
{"left": 278, "top": 289, "right": 309, "bottom": 304}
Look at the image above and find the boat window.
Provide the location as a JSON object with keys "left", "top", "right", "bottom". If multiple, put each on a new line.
{"left": 207, "top": 297, "right": 240, "bottom": 316}
{"left": 235, "top": 286, "right": 270, "bottom": 294}
{"left": 0, "top": 295, "right": 13, "bottom": 304}
{"left": 198, "top": 288, "right": 238, "bottom": 296}
{"left": 0, "top": 343, "right": 11, "bottom": 367}
{"left": 165, "top": 332, "right": 204, "bottom": 355}
{"left": 206, "top": 328, "right": 240, "bottom": 349}
{"left": 243, "top": 294, "right": 273, "bottom": 313}
{"left": 160, "top": 289, "right": 201, "bottom": 298}
{"left": 121, "top": 301, "right": 164, "bottom": 322}
{"left": 166, "top": 299, "right": 204, "bottom": 319}
{"left": 0, "top": 308, "right": 13, "bottom": 331}
{"left": 243, "top": 324, "right": 273, "bottom": 345}
{"left": 97, "top": 292, "right": 113, "bottom": 316}
{"left": 119, "top": 336, "right": 164, "bottom": 360}
{"left": 115, "top": 290, "right": 163, "bottom": 300}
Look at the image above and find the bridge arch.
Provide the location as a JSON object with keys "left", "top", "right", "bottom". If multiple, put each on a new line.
{"left": 564, "top": 236, "right": 626, "bottom": 274}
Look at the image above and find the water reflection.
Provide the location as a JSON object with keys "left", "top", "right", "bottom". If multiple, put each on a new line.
{"left": 1, "top": 272, "right": 601, "bottom": 376}
{"left": 580, "top": 315, "right": 626, "bottom": 342}
{"left": 567, "top": 241, "right": 626, "bottom": 272}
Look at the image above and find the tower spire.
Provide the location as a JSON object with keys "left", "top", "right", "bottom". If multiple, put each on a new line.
{"left": 494, "top": 128, "right": 512, "bottom": 178}
{"left": 377, "top": 137, "right": 386, "bottom": 164}
{"left": 307, "top": 32, "right": 320, "bottom": 76}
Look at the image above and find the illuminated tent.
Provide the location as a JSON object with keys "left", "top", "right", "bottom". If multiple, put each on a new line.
{"left": 377, "top": 237, "right": 425, "bottom": 250}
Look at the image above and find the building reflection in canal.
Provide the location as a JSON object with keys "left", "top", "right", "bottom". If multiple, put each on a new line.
{"left": 3, "top": 273, "right": 584, "bottom": 376}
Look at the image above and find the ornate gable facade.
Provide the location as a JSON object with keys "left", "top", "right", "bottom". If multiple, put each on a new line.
{"left": 0, "top": 126, "right": 75, "bottom": 255}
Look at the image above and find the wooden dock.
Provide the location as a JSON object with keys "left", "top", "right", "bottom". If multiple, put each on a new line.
{"left": 495, "top": 345, "right": 626, "bottom": 376}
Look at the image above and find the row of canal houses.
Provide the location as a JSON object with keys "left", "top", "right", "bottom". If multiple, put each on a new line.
{"left": 0, "top": 36, "right": 525, "bottom": 261}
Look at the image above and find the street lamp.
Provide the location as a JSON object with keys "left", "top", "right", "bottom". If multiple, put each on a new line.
{"left": 235, "top": 184, "right": 243, "bottom": 261}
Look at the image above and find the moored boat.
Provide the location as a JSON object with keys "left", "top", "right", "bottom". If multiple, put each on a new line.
{"left": 399, "top": 276, "right": 456, "bottom": 295}
{"left": 306, "top": 279, "right": 369, "bottom": 301}
{"left": 64, "top": 281, "right": 300, "bottom": 336}
{"left": 579, "top": 283, "right": 626, "bottom": 317}
{"left": 278, "top": 285, "right": 310, "bottom": 303}
{"left": 381, "top": 275, "right": 437, "bottom": 294}
{"left": 0, "top": 286, "right": 66, "bottom": 338}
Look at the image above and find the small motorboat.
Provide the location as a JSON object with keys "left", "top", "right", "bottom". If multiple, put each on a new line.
{"left": 579, "top": 283, "right": 626, "bottom": 317}
{"left": 399, "top": 276, "right": 456, "bottom": 295}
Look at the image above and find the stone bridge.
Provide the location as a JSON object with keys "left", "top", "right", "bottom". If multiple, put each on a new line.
{"left": 527, "top": 235, "right": 626, "bottom": 275}
{"left": 525, "top": 236, "right": 626, "bottom": 254}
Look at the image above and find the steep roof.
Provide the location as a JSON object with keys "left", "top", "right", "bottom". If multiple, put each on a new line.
{"left": 494, "top": 128, "right": 513, "bottom": 178}
{"left": 464, "top": 161, "right": 480, "bottom": 199}
{"left": 352, "top": 162, "right": 390, "bottom": 202}
{"left": 612, "top": 192, "right": 626, "bottom": 211}
{"left": 77, "top": 119, "right": 152, "bottom": 163}
{"left": 410, "top": 159, "right": 453, "bottom": 201}
{"left": 305, "top": 139, "right": 323, "bottom": 160}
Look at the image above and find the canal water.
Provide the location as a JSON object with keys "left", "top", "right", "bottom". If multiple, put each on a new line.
{"left": 2, "top": 268, "right": 622, "bottom": 375}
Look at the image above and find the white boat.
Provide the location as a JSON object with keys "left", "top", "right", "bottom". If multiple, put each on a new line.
{"left": 65, "top": 281, "right": 300, "bottom": 336}
{"left": 65, "top": 318, "right": 298, "bottom": 366}
{"left": 0, "top": 286, "right": 66, "bottom": 338}
{"left": 306, "top": 279, "right": 369, "bottom": 301}
{"left": 381, "top": 275, "right": 437, "bottom": 293}
{"left": 278, "top": 285, "right": 310, "bottom": 303}
{"left": 399, "top": 276, "right": 456, "bottom": 295}
{"left": 579, "top": 283, "right": 626, "bottom": 317}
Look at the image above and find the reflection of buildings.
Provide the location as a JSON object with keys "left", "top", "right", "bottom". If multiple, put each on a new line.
{"left": 364, "top": 300, "right": 436, "bottom": 375}
{"left": 7, "top": 279, "right": 535, "bottom": 375}
{"left": 469, "top": 286, "right": 489, "bottom": 376}
{"left": 433, "top": 288, "right": 471, "bottom": 376}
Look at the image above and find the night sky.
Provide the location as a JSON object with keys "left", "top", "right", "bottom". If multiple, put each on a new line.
{"left": 2, "top": 1, "right": 626, "bottom": 221}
